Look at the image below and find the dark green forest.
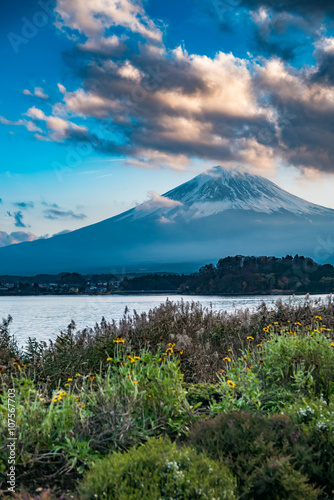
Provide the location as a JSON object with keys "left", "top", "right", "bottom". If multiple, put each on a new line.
{"left": 119, "top": 255, "right": 334, "bottom": 295}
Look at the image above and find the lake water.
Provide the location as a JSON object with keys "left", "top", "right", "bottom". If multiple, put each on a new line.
{"left": 0, "top": 294, "right": 329, "bottom": 346}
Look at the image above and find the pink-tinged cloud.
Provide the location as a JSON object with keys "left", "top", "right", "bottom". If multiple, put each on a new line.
{"left": 0, "top": 231, "right": 38, "bottom": 247}
{"left": 136, "top": 191, "right": 183, "bottom": 212}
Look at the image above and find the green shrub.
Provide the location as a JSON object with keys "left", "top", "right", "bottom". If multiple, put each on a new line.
{"left": 77, "top": 349, "right": 192, "bottom": 442}
{"left": 0, "top": 349, "right": 192, "bottom": 491}
{"left": 78, "top": 437, "right": 236, "bottom": 500}
{"left": 250, "top": 455, "right": 320, "bottom": 500}
{"left": 287, "top": 398, "right": 334, "bottom": 497}
{"left": 256, "top": 326, "right": 334, "bottom": 403}
{"left": 211, "top": 324, "right": 334, "bottom": 413}
{"left": 189, "top": 411, "right": 320, "bottom": 499}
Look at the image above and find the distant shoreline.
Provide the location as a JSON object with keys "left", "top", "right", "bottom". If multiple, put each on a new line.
{"left": 1, "top": 255, "right": 334, "bottom": 297}
{"left": 0, "top": 290, "right": 328, "bottom": 298}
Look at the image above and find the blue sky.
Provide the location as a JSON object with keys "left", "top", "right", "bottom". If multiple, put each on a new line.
{"left": 1, "top": 0, "right": 334, "bottom": 244}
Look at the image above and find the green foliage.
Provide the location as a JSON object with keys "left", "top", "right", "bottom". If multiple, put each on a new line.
{"left": 0, "top": 376, "right": 94, "bottom": 477}
{"left": 211, "top": 323, "right": 334, "bottom": 413}
{"left": 78, "top": 437, "right": 237, "bottom": 500}
{"left": 250, "top": 455, "right": 320, "bottom": 500}
{"left": 1, "top": 302, "right": 334, "bottom": 496}
{"left": 0, "top": 315, "right": 19, "bottom": 365}
{"left": 0, "top": 348, "right": 191, "bottom": 490}
{"left": 184, "top": 383, "right": 222, "bottom": 409}
{"left": 256, "top": 326, "right": 334, "bottom": 403}
{"left": 77, "top": 348, "right": 192, "bottom": 446}
{"left": 287, "top": 398, "right": 334, "bottom": 497}
{"left": 189, "top": 411, "right": 321, "bottom": 499}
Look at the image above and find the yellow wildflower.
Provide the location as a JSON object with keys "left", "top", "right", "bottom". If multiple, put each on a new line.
{"left": 107, "top": 358, "right": 113, "bottom": 361}
{"left": 227, "top": 380, "right": 236, "bottom": 388}
{"left": 246, "top": 336, "right": 254, "bottom": 341}
{"left": 67, "top": 378, "right": 73, "bottom": 382}
{"left": 223, "top": 357, "right": 231, "bottom": 362}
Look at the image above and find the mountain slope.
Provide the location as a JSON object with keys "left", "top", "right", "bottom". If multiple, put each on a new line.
{"left": 0, "top": 166, "right": 333, "bottom": 275}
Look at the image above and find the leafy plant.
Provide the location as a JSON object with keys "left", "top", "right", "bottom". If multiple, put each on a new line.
{"left": 78, "top": 437, "right": 237, "bottom": 500}
{"left": 189, "top": 411, "right": 321, "bottom": 499}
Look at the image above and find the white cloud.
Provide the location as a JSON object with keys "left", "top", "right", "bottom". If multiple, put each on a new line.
{"left": 0, "top": 115, "right": 43, "bottom": 133}
{"left": 58, "top": 83, "right": 67, "bottom": 94}
{"left": 61, "top": 89, "right": 121, "bottom": 118}
{"left": 136, "top": 191, "right": 183, "bottom": 212}
{"left": 79, "top": 35, "right": 126, "bottom": 55}
{"left": 314, "top": 37, "right": 334, "bottom": 54}
{"left": 159, "top": 216, "right": 175, "bottom": 224}
{"left": 124, "top": 151, "right": 192, "bottom": 171}
{"left": 118, "top": 61, "right": 142, "bottom": 81}
{"left": 25, "top": 106, "right": 88, "bottom": 141}
{"left": 55, "top": 0, "right": 162, "bottom": 41}
{"left": 23, "top": 87, "right": 49, "bottom": 100}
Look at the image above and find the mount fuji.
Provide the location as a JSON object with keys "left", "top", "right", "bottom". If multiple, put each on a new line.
{"left": 1, "top": 166, "right": 334, "bottom": 275}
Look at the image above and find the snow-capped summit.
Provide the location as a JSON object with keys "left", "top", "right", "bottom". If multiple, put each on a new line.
{"left": 127, "top": 165, "right": 333, "bottom": 222}
{"left": 165, "top": 166, "right": 334, "bottom": 217}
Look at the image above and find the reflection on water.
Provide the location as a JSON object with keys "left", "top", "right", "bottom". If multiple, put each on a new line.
{"left": 0, "top": 294, "right": 328, "bottom": 345}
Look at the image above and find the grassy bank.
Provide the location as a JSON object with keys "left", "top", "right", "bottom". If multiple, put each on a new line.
{"left": 1, "top": 298, "right": 334, "bottom": 499}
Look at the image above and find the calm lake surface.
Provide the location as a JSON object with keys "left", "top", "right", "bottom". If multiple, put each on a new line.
{"left": 0, "top": 294, "right": 329, "bottom": 345}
